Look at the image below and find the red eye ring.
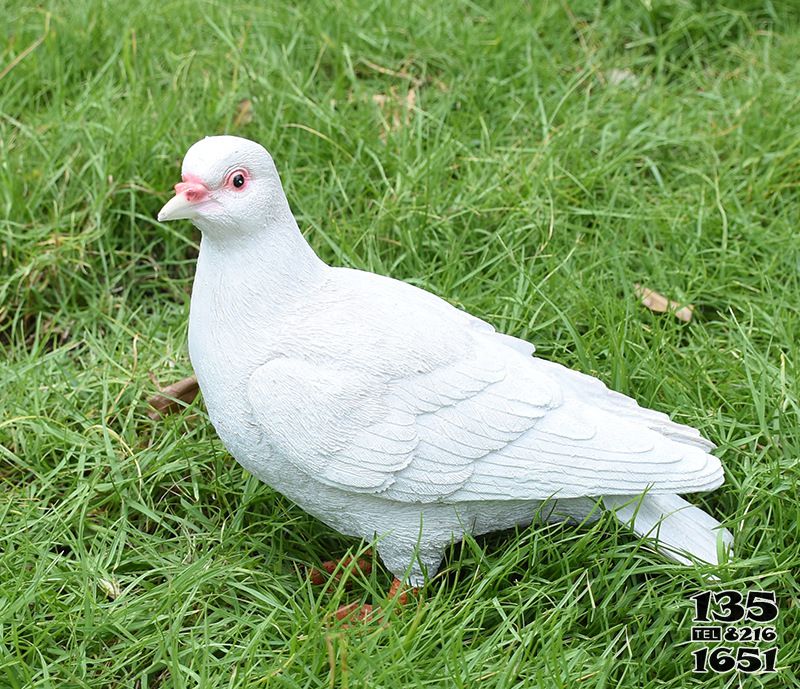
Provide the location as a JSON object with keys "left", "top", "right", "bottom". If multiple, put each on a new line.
{"left": 225, "top": 169, "right": 249, "bottom": 190}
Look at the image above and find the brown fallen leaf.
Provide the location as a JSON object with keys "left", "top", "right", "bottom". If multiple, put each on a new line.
{"left": 233, "top": 98, "right": 253, "bottom": 128}
{"left": 372, "top": 86, "right": 417, "bottom": 141}
{"left": 634, "top": 284, "right": 694, "bottom": 323}
{"left": 147, "top": 374, "right": 200, "bottom": 419}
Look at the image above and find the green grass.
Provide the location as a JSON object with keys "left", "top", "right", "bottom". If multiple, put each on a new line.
{"left": 1, "top": 0, "right": 799, "bottom": 686}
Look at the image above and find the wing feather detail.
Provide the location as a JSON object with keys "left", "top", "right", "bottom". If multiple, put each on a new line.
{"left": 247, "top": 331, "right": 721, "bottom": 503}
{"left": 529, "top": 358, "right": 716, "bottom": 451}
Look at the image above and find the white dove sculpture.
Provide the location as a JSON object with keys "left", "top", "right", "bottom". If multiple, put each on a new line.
{"left": 158, "top": 135, "right": 732, "bottom": 608}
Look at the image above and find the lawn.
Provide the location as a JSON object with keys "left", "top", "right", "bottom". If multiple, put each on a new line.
{"left": 1, "top": 1, "right": 798, "bottom": 687}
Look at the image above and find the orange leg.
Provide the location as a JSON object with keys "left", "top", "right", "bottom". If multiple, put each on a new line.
{"left": 387, "top": 577, "right": 413, "bottom": 605}
{"left": 334, "top": 577, "right": 419, "bottom": 623}
{"left": 308, "top": 552, "right": 373, "bottom": 586}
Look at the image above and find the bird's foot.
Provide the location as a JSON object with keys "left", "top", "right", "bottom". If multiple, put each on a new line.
{"left": 333, "top": 578, "right": 418, "bottom": 625}
{"left": 308, "top": 551, "right": 373, "bottom": 586}
{"left": 386, "top": 577, "right": 415, "bottom": 605}
{"left": 334, "top": 601, "right": 377, "bottom": 622}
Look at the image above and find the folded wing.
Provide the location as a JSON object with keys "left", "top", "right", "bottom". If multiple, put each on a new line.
{"left": 247, "top": 333, "right": 723, "bottom": 504}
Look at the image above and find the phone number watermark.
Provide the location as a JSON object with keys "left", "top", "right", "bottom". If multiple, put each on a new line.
{"left": 690, "top": 590, "right": 779, "bottom": 674}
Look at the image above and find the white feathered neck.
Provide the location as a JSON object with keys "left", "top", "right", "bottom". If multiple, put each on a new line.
{"left": 195, "top": 194, "right": 327, "bottom": 312}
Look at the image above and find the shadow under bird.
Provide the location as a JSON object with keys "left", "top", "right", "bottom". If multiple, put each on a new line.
{"left": 158, "top": 135, "right": 732, "bottom": 613}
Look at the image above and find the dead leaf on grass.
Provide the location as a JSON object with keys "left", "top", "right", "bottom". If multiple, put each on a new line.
{"left": 372, "top": 86, "right": 417, "bottom": 141}
{"left": 634, "top": 284, "right": 694, "bottom": 323}
{"left": 147, "top": 374, "right": 200, "bottom": 419}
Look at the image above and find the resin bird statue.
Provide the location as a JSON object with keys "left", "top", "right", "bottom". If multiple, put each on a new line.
{"left": 158, "top": 135, "right": 732, "bottom": 615}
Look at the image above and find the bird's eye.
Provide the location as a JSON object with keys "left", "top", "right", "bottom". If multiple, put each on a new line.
{"left": 226, "top": 169, "right": 248, "bottom": 190}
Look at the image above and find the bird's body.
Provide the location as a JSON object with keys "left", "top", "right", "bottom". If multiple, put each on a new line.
{"left": 160, "top": 136, "right": 732, "bottom": 585}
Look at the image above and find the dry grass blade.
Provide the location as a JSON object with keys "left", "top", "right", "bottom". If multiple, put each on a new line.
{"left": 605, "top": 68, "right": 639, "bottom": 87}
{"left": 372, "top": 86, "right": 417, "bottom": 141}
{"left": 634, "top": 284, "right": 694, "bottom": 322}
{"left": 147, "top": 374, "right": 200, "bottom": 419}
{"left": 233, "top": 98, "right": 254, "bottom": 128}
{"left": 0, "top": 12, "right": 51, "bottom": 82}
{"left": 98, "top": 577, "right": 121, "bottom": 600}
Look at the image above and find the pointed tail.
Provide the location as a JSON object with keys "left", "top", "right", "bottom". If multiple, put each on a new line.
{"left": 604, "top": 493, "right": 733, "bottom": 566}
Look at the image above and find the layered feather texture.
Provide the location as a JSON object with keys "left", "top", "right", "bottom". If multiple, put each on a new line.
{"left": 163, "top": 135, "right": 733, "bottom": 582}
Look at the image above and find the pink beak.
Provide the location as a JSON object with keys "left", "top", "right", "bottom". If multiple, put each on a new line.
{"left": 158, "top": 177, "right": 210, "bottom": 222}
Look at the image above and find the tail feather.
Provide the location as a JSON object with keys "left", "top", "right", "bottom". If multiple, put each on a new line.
{"left": 604, "top": 493, "right": 733, "bottom": 566}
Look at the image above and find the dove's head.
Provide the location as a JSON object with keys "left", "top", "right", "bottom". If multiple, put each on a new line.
{"left": 158, "top": 135, "right": 287, "bottom": 238}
